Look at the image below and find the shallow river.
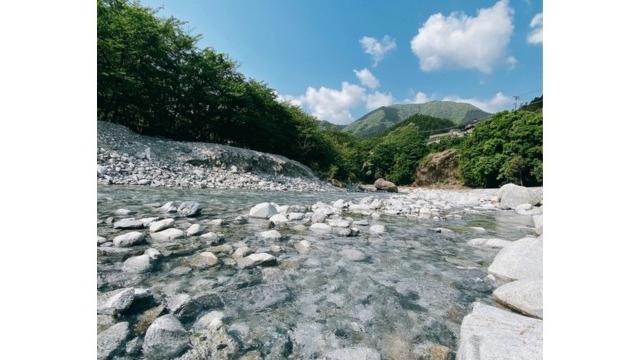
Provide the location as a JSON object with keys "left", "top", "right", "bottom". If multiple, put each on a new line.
{"left": 97, "top": 185, "right": 535, "bottom": 359}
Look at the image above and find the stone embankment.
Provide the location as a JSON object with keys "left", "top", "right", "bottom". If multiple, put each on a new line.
{"left": 97, "top": 120, "right": 339, "bottom": 192}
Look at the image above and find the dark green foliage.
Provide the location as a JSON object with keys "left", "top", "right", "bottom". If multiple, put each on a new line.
{"left": 382, "top": 114, "right": 457, "bottom": 138}
{"left": 458, "top": 109, "right": 543, "bottom": 188}
{"left": 519, "top": 95, "right": 543, "bottom": 112}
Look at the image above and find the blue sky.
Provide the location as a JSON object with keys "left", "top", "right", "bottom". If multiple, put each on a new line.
{"left": 139, "top": 0, "right": 542, "bottom": 124}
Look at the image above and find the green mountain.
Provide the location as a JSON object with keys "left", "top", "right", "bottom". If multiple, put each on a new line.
{"left": 343, "top": 101, "right": 492, "bottom": 138}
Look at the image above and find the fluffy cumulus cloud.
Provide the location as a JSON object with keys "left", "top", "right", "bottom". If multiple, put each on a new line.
{"left": 366, "top": 91, "right": 394, "bottom": 111}
{"left": 353, "top": 68, "right": 380, "bottom": 89}
{"left": 527, "top": 13, "right": 543, "bottom": 45}
{"left": 359, "top": 35, "right": 397, "bottom": 67}
{"left": 303, "top": 82, "right": 367, "bottom": 125}
{"left": 410, "top": 0, "right": 514, "bottom": 73}
{"left": 404, "top": 91, "right": 431, "bottom": 104}
{"left": 443, "top": 92, "right": 512, "bottom": 113}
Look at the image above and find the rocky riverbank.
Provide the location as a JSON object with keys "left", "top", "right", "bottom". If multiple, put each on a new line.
{"left": 97, "top": 120, "right": 340, "bottom": 192}
{"left": 97, "top": 121, "right": 543, "bottom": 359}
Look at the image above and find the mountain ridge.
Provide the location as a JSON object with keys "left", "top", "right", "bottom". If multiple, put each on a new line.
{"left": 343, "top": 100, "right": 492, "bottom": 138}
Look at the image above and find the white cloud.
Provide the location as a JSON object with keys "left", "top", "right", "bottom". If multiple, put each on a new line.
{"left": 366, "top": 91, "right": 394, "bottom": 111}
{"left": 303, "top": 82, "right": 367, "bottom": 125}
{"left": 442, "top": 92, "right": 512, "bottom": 113}
{"left": 404, "top": 91, "right": 431, "bottom": 104}
{"left": 410, "top": 0, "right": 514, "bottom": 73}
{"left": 353, "top": 68, "right": 380, "bottom": 89}
{"left": 506, "top": 56, "right": 518, "bottom": 70}
{"left": 359, "top": 35, "right": 397, "bottom": 67}
{"left": 275, "top": 92, "right": 304, "bottom": 107}
{"left": 527, "top": 13, "right": 543, "bottom": 45}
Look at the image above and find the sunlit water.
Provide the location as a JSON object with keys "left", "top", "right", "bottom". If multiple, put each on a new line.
{"left": 97, "top": 185, "right": 535, "bottom": 358}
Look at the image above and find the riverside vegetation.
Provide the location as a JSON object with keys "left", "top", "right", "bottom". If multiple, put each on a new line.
{"left": 98, "top": 0, "right": 542, "bottom": 188}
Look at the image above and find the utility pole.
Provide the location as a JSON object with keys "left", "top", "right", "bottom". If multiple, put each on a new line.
{"left": 513, "top": 96, "right": 520, "bottom": 110}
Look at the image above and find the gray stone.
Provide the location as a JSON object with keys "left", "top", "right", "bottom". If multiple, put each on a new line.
{"left": 113, "top": 231, "right": 145, "bottom": 247}
{"left": 295, "top": 240, "right": 311, "bottom": 254}
{"left": 97, "top": 322, "right": 130, "bottom": 360}
{"left": 309, "top": 223, "right": 332, "bottom": 233}
{"left": 148, "top": 218, "right": 175, "bottom": 233}
{"left": 238, "top": 253, "right": 277, "bottom": 268}
{"left": 113, "top": 218, "right": 144, "bottom": 229}
{"left": 200, "top": 232, "right": 222, "bottom": 244}
{"left": 498, "top": 183, "right": 541, "bottom": 210}
{"left": 159, "top": 201, "right": 178, "bottom": 213}
{"left": 122, "top": 254, "right": 153, "bottom": 273}
{"left": 142, "top": 314, "right": 189, "bottom": 359}
{"left": 269, "top": 213, "right": 289, "bottom": 224}
{"left": 97, "top": 236, "right": 108, "bottom": 245}
{"left": 493, "top": 279, "right": 543, "bottom": 319}
{"left": 189, "top": 252, "right": 219, "bottom": 269}
{"left": 287, "top": 212, "right": 306, "bottom": 221}
{"left": 186, "top": 223, "right": 205, "bottom": 236}
{"left": 457, "top": 302, "right": 542, "bottom": 360}
{"left": 139, "top": 217, "right": 160, "bottom": 227}
{"left": 149, "top": 228, "right": 185, "bottom": 242}
{"left": 114, "top": 208, "right": 132, "bottom": 216}
{"left": 192, "top": 310, "right": 225, "bottom": 331}
{"left": 467, "top": 238, "right": 512, "bottom": 248}
{"left": 178, "top": 201, "right": 201, "bottom": 216}
{"left": 374, "top": 178, "right": 398, "bottom": 193}
{"left": 207, "top": 219, "right": 225, "bottom": 228}
{"left": 260, "top": 229, "right": 283, "bottom": 240}
{"left": 533, "top": 214, "right": 543, "bottom": 235}
{"left": 488, "top": 236, "right": 543, "bottom": 281}
{"left": 98, "top": 288, "right": 135, "bottom": 315}
{"left": 145, "top": 248, "right": 162, "bottom": 260}
{"left": 325, "top": 347, "right": 382, "bottom": 360}
{"left": 249, "top": 202, "right": 278, "bottom": 219}
{"left": 232, "top": 246, "right": 252, "bottom": 259}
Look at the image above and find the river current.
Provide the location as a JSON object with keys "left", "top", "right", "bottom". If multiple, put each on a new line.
{"left": 97, "top": 185, "right": 535, "bottom": 359}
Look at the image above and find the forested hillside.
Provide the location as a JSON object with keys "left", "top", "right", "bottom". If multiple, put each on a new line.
{"left": 97, "top": 0, "right": 542, "bottom": 188}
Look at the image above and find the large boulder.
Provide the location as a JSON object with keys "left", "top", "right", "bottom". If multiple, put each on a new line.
{"left": 457, "top": 302, "right": 542, "bottom": 360}
{"left": 249, "top": 202, "right": 278, "bottom": 219}
{"left": 493, "top": 279, "right": 543, "bottom": 319}
{"left": 142, "top": 314, "right": 190, "bottom": 359}
{"left": 97, "top": 322, "right": 130, "bottom": 360}
{"left": 122, "top": 254, "right": 153, "bottom": 273}
{"left": 498, "top": 183, "right": 542, "bottom": 210}
{"left": 373, "top": 178, "right": 398, "bottom": 193}
{"left": 488, "top": 236, "right": 543, "bottom": 282}
{"left": 178, "top": 201, "right": 202, "bottom": 217}
{"left": 113, "top": 231, "right": 145, "bottom": 247}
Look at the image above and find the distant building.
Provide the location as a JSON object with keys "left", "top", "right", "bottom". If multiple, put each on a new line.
{"left": 428, "top": 129, "right": 464, "bottom": 144}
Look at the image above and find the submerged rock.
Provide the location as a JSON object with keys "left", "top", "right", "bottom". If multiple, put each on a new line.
{"left": 142, "top": 314, "right": 189, "bottom": 359}
{"left": 97, "top": 322, "right": 130, "bottom": 360}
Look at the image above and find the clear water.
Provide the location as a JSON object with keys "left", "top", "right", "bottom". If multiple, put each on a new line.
{"left": 97, "top": 185, "right": 534, "bottom": 358}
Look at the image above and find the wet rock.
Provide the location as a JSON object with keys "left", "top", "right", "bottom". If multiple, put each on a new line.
{"left": 98, "top": 287, "right": 135, "bottom": 315}
{"left": 467, "top": 238, "right": 512, "bottom": 248}
{"left": 142, "top": 314, "right": 189, "bottom": 359}
{"left": 97, "top": 236, "right": 108, "bottom": 245}
{"left": 97, "top": 322, "right": 130, "bottom": 360}
{"left": 200, "top": 232, "right": 223, "bottom": 244}
{"left": 325, "top": 346, "right": 381, "bottom": 360}
{"left": 249, "top": 202, "right": 278, "bottom": 219}
{"left": 140, "top": 217, "right": 160, "bottom": 227}
{"left": 122, "top": 254, "right": 153, "bottom": 273}
{"left": 178, "top": 201, "right": 201, "bottom": 217}
{"left": 374, "top": 178, "right": 398, "bottom": 193}
{"left": 493, "top": 279, "right": 543, "bottom": 319}
{"left": 159, "top": 201, "right": 178, "bottom": 213}
{"left": 113, "top": 218, "right": 144, "bottom": 229}
{"left": 113, "top": 231, "right": 145, "bottom": 247}
{"left": 208, "top": 244, "right": 233, "bottom": 254}
{"left": 114, "top": 208, "right": 133, "bottom": 216}
{"left": 186, "top": 223, "right": 205, "bottom": 236}
{"left": 309, "top": 223, "right": 332, "bottom": 233}
{"left": 189, "top": 252, "right": 219, "bottom": 269}
{"left": 207, "top": 219, "right": 225, "bottom": 228}
{"left": 498, "top": 183, "right": 542, "bottom": 210}
{"left": 238, "top": 253, "right": 277, "bottom": 268}
{"left": 419, "top": 345, "right": 452, "bottom": 360}
{"left": 295, "top": 240, "right": 311, "bottom": 254}
{"left": 192, "top": 310, "right": 225, "bottom": 331}
{"left": 148, "top": 218, "right": 175, "bottom": 233}
{"left": 145, "top": 248, "right": 162, "bottom": 260}
{"left": 488, "top": 236, "right": 543, "bottom": 282}
{"left": 269, "top": 213, "right": 289, "bottom": 224}
{"left": 125, "top": 336, "right": 144, "bottom": 356}
{"left": 181, "top": 325, "right": 239, "bottom": 360}
{"left": 533, "top": 214, "right": 543, "bottom": 235}
{"left": 97, "top": 314, "right": 116, "bottom": 333}
{"left": 232, "top": 246, "right": 253, "bottom": 259}
{"left": 457, "top": 302, "right": 542, "bottom": 360}
{"left": 260, "top": 229, "right": 283, "bottom": 240}
{"left": 287, "top": 212, "right": 306, "bottom": 221}
{"left": 149, "top": 228, "right": 185, "bottom": 242}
